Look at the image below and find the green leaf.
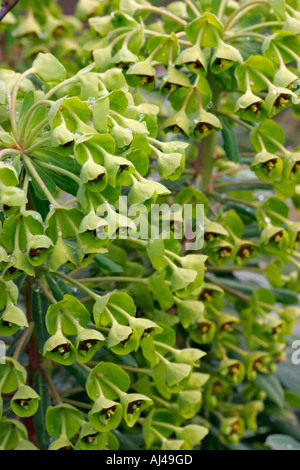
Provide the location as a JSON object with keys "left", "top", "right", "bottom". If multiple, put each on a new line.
{"left": 219, "top": 115, "right": 240, "bottom": 163}
{"left": 31, "top": 288, "right": 50, "bottom": 354}
{"left": 266, "top": 434, "right": 300, "bottom": 450}
{"left": 254, "top": 374, "right": 284, "bottom": 407}
{"left": 34, "top": 371, "right": 51, "bottom": 450}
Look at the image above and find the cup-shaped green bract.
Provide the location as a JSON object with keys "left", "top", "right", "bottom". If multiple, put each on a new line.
{"left": 47, "top": 236, "right": 77, "bottom": 272}
{"left": 13, "top": 13, "right": 42, "bottom": 38}
{"left": 108, "top": 118, "right": 134, "bottom": 151}
{"left": 192, "top": 109, "right": 222, "bottom": 140}
{"left": 175, "top": 298, "right": 204, "bottom": 329}
{"left": 0, "top": 246, "right": 9, "bottom": 270}
{"left": 50, "top": 123, "right": 75, "bottom": 148}
{"left": 46, "top": 404, "right": 84, "bottom": 439}
{"left": 103, "top": 153, "right": 135, "bottom": 188}
{"left": 160, "top": 66, "right": 190, "bottom": 96}
{"left": 176, "top": 424, "right": 209, "bottom": 447}
{"left": 173, "top": 347, "right": 206, "bottom": 367}
{"left": 26, "top": 234, "right": 54, "bottom": 267}
{"left": 210, "top": 41, "right": 243, "bottom": 75}
{"left": 3, "top": 251, "right": 35, "bottom": 281}
{"left": 273, "top": 64, "right": 300, "bottom": 90}
{"left": 204, "top": 219, "right": 229, "bottom": 244}
{"left": 156, "top": 149, "right": 184, "bottom": 181}
{"left": 260, "top": 223, "right": 290, "bottom": 258}
{"left": 265, "top": 85, "right": 296, "bottom": 116}
{"left": 111, "top": 45, "right": 138, "bottom": 70}
{"left": 206, "top": 238, "right": 235, "bottom": 266}
{"left": 45, "top": 294, "right": 90, "bottom": 336}
{"left": 10, "top": 384, "right": 40, "bottom": 418}
{"left": 250, "top": 150, "right": 283, "bottom": 182}
{"left": 234, "top": 90, "right": 268, "bottom": 123}
{"left": 128, "top": 176, "right": 170, "bottom": 210}
{"left": 219, "top": 416, "right": 245, "bottom": 445}
{"left": 0, "top": 186, "right": 28, "bottom": 217}
{"left": 0, "top": 162, "right": 19, "bottom": 187}
{"left": 157, "top": 358, "right": 192, "bottom": 390}
{"left": 162, "top": 109, "right": 191, "bottom": 137}
{"left": 175, "top": 44, "right": 208, "bottom": 76}
{"left": 240, "top": 401, "right": 264, "bottom": 432}
{"left": 78, "top": 211, "right": 109, "bottom": 248}
{"left": 43, "top": 331, "right": 77, "bottom": 366}
{"left": 32, "top": 53, "right": 67, "bottom": 86}
{"left": 0, "top": 302, "right": 29, "bottom": 337}
{"left": 48, "top": 437, "right": 75, "bottom": 451}
{"left": 288, "top": 223, "right": 300, "bottom": 250}
{"left": 216, "top": 313, "right": 239, "bottom": 335}
{"left": 121, "top": 393, "right": 153, "bottom": 428}
{"left": 80, "top": 159, "right": 108, "bottom": 192}
{"left": 161, "top": 439, "right": 191, "bottom": 450}
{"left": 234, "top": 240, "right": 259, "bottom": 267}
{"left": 189, "top": 316, "right": 216, "bottom": 344}
{"left": 0, "top": 358, "right": 26, "bottom": 394}
{"left": 218, "top": 357, "right": 246, "bottom": 385}
{"left": 0, "top": 418, "right": 28, "bottom": 450}
{"left": 170, "top": 265, "right": 198, "bottom": 297}
{"left": 126, "top": 58, "right": 156, "bottom": 90}
{"left": 283, "top": 152, "right": 300, "bottom": 184}
{"left": 78, "top": 422, "right": 108, "bottom": 450}
{"left": 76, "top": 328, "right": 106, "bottom": 363}
{"left": 107, "top": 322, "right": 139, "bottom": 355}
{"left": 245, "top": 351, "right": 272, "bottom": 381}
{"left": 88, "top": 397, "right": 123, "bottom": 432}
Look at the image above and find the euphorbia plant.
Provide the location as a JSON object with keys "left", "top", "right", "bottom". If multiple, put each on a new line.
{"left": 0, "top": 0, "right": 300, "bottom": 452}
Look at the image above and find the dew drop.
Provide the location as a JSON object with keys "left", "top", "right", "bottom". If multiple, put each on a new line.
{"left": 28, "top": 176, "right": 32, "bottom": 181}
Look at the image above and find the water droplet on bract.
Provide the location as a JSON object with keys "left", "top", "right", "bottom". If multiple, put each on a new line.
{"left": 174, "top": 145, "right": 179, "bottom": 150}
{"left": 72, "top": 287, "right": 78, "bottom": 293}
{"left": 264, "top": 216, "right": 271, "bottom": 223}
{"left": 246, "top": 37, "right": 251, "bottom": 41}
{"left": 126, "top": 128, "right": 133, "bottom": 133}
{"left": 28, "top": 176, "right": 32, "bottom": 181}
{"left": 58, "top": 230, "right": 62, "bottom": 237}
{"left": 250, "top": 81, "right": 254, "bottom": 86}
{"left": 49, "top": 204, "right": 55, "bottom": 210}
{"left": 257, "top": 194, "right": 264, "bottom": 201}
{"left": 4, "top": 158, "right": 12, "bottom": 165}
